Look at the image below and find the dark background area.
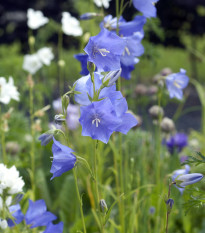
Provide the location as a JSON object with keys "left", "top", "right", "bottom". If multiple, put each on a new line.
{"left": 0, "top": 0, "right": 205, "bottom": 47}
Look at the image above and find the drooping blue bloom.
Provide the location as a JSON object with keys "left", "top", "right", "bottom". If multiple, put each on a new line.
{"left": 38, "top": 131, "right": 54, "bottom": 146}
{"left": 165, "top": 133, "right": 188, "bottom": 154}
{"left": 172, "top": 165, "right": 190, "bottom": 194}
{"left": 165, "top": 68, "right": 189, "bottom": 100}
{"left": 100, "top": 15, "right": 146, "bottom": 37}
{"left": 25, "top": 199, "right": 56, "bottom": 228}
{"left": 51, "top": 137, "right": 76, "bottom": 179}
{"left": 7, "top": 204, "right": 24, "bottom": 227}
{"left": 175, "top": 173, "right": 203, "bottom": 187}
{"left": 43, "top": 222, "right": 64, "bottom": 233}
{"left": 120, "top": 34, "right": 144, "bottom": 66}
{"left": 74, "top": 72, "right": 116, "bottom": 106}
{"left": 133, "top": 0, "right": 159, "bottom": 18}
{"left": 79, "top": 98, "right": 122, "bottom": 143}
{"left": 84, "top": 28, "right": 125, "bottom": 72}
{"left": 74, "top": 53, "right": 89, "bottom": 75}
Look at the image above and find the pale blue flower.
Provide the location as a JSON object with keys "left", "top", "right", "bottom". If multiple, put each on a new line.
{"left": 165, "top": 68, "right": 189, "bottom": 100}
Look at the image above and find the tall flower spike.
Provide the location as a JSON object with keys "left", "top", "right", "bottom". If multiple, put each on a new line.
{"left": 165, "top": 68, "right": 189, "bottom": 100}
{"left": 50, "top": 137, "right": 76, "bottom": 179}
{"left": 84, "top": 28, "right": 125, "bottom": 72}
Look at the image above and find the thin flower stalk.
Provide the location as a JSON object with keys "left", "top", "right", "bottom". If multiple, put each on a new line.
{"left": 0, "top": 105, "right": 7, "bottom": 164}
{"left": 29, "top": 79, "right": 36, "bottom": 200}
{"left": 73, "top": 168, "right": 87, "bottom": 233}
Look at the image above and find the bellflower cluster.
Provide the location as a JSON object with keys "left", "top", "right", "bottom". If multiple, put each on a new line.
{"left": 0, "top": 77, "right": 20, "bottom": 104}
{"left": 50, "top": 137, "right": 76, "bottom": 179}
{"left": 99, "top": 15, "right": 146, "bottom": 79}
{"left": 23, "top": 47, "right": 54, "bottom": 74}
{"left": 62, "top": 12, "right": 83, "bottom": 37}
{"left": 132, "top": 0, "right": 159, "bottom": 18}
{"left": 74, "top": 73, "right": 138, "bottom": 143}
{"left": 27, "top": 9, "right": 49, "bottom": 30}
{"left": 172, "top": 165, "right": 190, "bottom": 194}
{"left": 165, "top": 68, "right": 189, "bottom": 100}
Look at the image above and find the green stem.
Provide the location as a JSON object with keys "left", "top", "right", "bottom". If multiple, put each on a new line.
{"left": 73, "top": 168, "right": 87, "bottom": 233}
{"left": 29, "top": 83, "right": 35, "bottom": 200}
{"left": 0, "top": 105, "right": 7, "bottom": 164}
{"left": 58, "top": 29, "right": 63, "bottom": 96}
{"left": 94, "top": 140, "right": 104, "bottom": 233}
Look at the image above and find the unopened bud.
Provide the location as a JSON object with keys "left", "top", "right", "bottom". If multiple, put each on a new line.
{"left": 62, "top": 95, "right": 70, "bottom": 115}
{"left": 149, "top": 105, "right": 164, "bottom": 120}
{"left": 38, "top": 130, "right": 54, "bottom": 146}
{"left": 165, "top": 198, "right": 174, "bottom": 214}
{"left": 103, "top": 69, "right": 121, "bottom": 87}
{"left": 160, "top": 67, "right": 172, "bottom": 76}
{"left": 80, "top": 12, "right": 102, "bottom": 20}
{"left": 58, "top": 59, "right": 65, "bottom": 67}
{"left": 54, "top": 114, "right": 66, "bottom": 125}
{"left": 160, "top": 117, "right": 175, "bottom": 133}
{"left": 29, "top": 36, "right": 35, "bottom": 46}
{"left": 175, "top": 173, "right": 203, "bottom": 187}
{"left": 87, "top": 62, "right": 96, "bottom": 74}
{"left": 99, "top": 199, "right": 108, "bottom": 213}
{"left": 27, "top": 74, "right": 34, "bottom": 88}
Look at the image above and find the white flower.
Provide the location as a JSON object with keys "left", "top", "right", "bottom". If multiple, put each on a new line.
{"left": 27, "top": 8, "right": 49, "bottom": 30}
{"left": 0, "top": 164, "right": 24, "bottom": 195}
{"left": 94, "top": 0, "right": 111, "bottom": 9}
{"left": 23, "top": 54, "right": 43, "bottom": 74}
{"left": 37, "top": 47, "right": 54, "bottom": 66}
{"left": 0, "top": 219, "right": 8, "bottom": 229}
{"left": 0, "top": 77, "right": 20, "bottom": 104}
{"left": 62, "top": 12, "right": 83, "bottom": 36}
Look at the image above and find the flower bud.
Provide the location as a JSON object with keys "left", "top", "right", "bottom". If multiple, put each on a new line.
{"left": 99, "top": 199, "right": 108, "bottom": 213}
{"left": 54, "top": 114, "right": 66, "bottom": 125}
{"left": 80, "top": 12, "right": 102, "bottom": 20}
{"left": 149, "top": 105, "right": 164, "bottom": 120}
{"left": 103, "top": 69, "right": 122, "bottom": 87}
{"left": 58, "top": 59, "right": 65, "bottom": 67}
{"left": 160, "top": 67, "right": 172, "bottom": 76}
{"left": 165, "top": 198, "right": 174, "bottom": 214}
{"left": 29, "top": 36, "right": 35, "bottom": 46}
{"left": 87, "top": 62, "right": 96, "bottom": 74}
{"left": 160, "top": 117, "right": 175, "bottom": 133}
{"left": 38, "top": 130, "right": 54, "bottom": 146}
{"left": 62, "top": 95, "right": 70, "bottom": 115}
{"left": 175, "top": 173, "right": 203, "bottom": 187}
{"left": 0, "top": 219, "right": 8, "bottom": 229}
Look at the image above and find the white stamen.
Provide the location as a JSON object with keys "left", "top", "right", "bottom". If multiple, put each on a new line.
{"left": 123, "top": 47, "right": 130, "bottom": 56}
{"left": 98, "top": 48, "right": 110, "bottom": 56}
{"left": 92, "top": 118, "right": 101, "bottom": 127}
{"left": 174, "top": 81, "right": 181, "bottom": 88}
